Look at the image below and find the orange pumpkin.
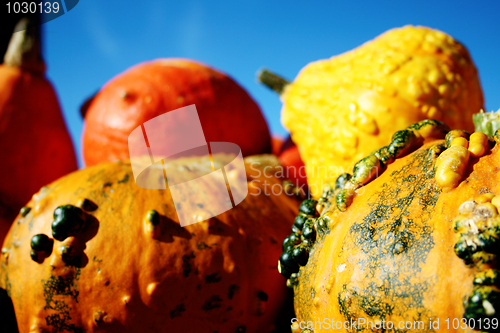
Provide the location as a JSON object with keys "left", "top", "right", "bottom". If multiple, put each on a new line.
{"left": 279, "top": 119, "right": 500, "bottom": 332}
{"left": 82, "top": 59, "right": 272, "bottom": 166}
{"left": 0, "top": 154, "right": 298, "bottom": 332}
{"left": 271, "top": 135, "right": 285, "bottom": 156}
{"left": 278, "top": 136, "right": 307, "bottom": 189}
{"left": 0, "top": 19, "right": 77, "bottom": 241}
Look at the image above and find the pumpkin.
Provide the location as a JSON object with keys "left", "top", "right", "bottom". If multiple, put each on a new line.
{"left": 0, "top": 153, "right": 299, "bottom": 332}
{"left": 82, "top": 58, "right": 272, "bottom": 166}
{"left": 271, "top": 135, "right": 285, "bottom": 156}
{"left": 0, "top": 18, "right": 78, "bottom": 241}
{"left": 278, "top": 136, "right": 307, "bottom": 189}
{"left": 269, "top": 135, "right": 308, "bottom": 192}
{"left": 259, "top": 25, "right": 484, "bottom": 198}
{"left": 278, "top": 117, "right": 500, "bottom": 332}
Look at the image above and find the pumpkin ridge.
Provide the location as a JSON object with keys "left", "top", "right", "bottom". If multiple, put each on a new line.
{"left": 335, "top": 119, "right": 449, "bottom": 212}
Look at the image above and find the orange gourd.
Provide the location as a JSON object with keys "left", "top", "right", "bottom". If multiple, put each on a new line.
{"left": 278, "top": 136, "right": 307, "bottom": 189}
{"left": 0, "top": 154, "right": 298, "bottom": 332}
{"left": 0, "top": 19, "right": 78, "bottom": 242}
{"left": 279, "top": 119, "right": 500, "bottom": 332}
{"left": 82, "top": 59, "right": 272, "bottom": 166}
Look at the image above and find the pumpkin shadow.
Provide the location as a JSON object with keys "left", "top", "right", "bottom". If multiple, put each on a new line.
{"left": 156, "top": 215, "right": 192, "bottom": 243}
{"left": 271, "top": 288, "right": 295, "bottom": 333}
{"left": 0, "top": 288, "right": 18, "bottom": 332}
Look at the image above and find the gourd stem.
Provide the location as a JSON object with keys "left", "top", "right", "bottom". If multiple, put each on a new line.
{"left": 258, "top": 69, "right": 290, "bottom": 95}
{"left": 473, "top": 109, "right": 500, "bottom": 138}
{"left": 3, "top": 17, "right": 45, "bottom": 75}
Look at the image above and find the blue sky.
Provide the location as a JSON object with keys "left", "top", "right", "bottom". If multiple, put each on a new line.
{"left": 42, "top": 0, "right": 500, "bottom": 167}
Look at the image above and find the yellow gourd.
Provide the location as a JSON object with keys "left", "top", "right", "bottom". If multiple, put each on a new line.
{"left": 259, "top": 25, "right": 484, "bottom": 197}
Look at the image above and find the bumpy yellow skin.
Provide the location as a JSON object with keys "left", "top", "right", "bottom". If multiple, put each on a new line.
{"left": 435, "top": 133, "right": 490, "bottom": 192}
{"left": 435, "top": 144, "right": 470, "bottom": 192}
{"left": 281, "top": 25, "right": 484, "bottom": 197}
{"left": 469, "top": 132, "right": 489, "bottom": 158}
